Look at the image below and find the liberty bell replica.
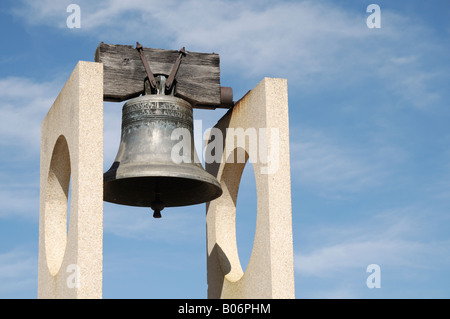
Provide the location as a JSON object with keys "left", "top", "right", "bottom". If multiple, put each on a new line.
{"left": 103, "top": 44, "right": 223, "bottom": 218}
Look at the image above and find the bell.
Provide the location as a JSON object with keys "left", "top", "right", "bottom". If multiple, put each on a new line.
{"left": 103, "top": 77, "right": 222, "bottom": 218}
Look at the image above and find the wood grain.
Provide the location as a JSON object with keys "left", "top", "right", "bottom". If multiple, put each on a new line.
{"left": 95, "top": 43, "right": 227, "bottom": 108}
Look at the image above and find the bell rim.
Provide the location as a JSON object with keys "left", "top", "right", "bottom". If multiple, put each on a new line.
{"left": 103, "top": 175, "right": 223, "bottom": 208}
{"left": 103, "top": 162, "right": 223, "bottom": 208}
{"left": 104, "top": 161, "right": 220, "bottom": 184}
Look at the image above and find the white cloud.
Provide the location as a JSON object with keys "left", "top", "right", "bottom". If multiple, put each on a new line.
{"left": 0, "top": 77, "right": 61, "bottom": 151}
{"left": 12, "top": 0, "right": 75, "bottom": 26}
{"left": 289, "top": 127, "right": 399, "bottom": 196}
{"left": 377, "top": 52, "right": 443, "bottom": 109}
{"left": 0, "top": 249, "right": 37, "bottom": 296}
{"left": 0, "top": 183, "right": 39, "bottom": 219}
{"left": 296, "top": 239, "right": 430, "bottom": 278}
{"left": 12, "top": 0, "right": 445, "bottom": 108}
{"left": 0, "top": 77, "right": 60, "bottom": 220}
{"left": 294, "top": 206, "right": 450, "bottom": 279}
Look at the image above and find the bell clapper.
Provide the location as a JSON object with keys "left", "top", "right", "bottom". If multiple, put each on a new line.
{"left": 152, "top": 210, "right": 162, "bottom": 219}
{"left": 151, "top": 193, "right": 165, "bottom": 218}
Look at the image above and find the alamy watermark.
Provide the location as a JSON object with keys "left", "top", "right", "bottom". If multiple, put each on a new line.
{"left": 366, "top": 264, "right": 381, "bottom": 288}
{"left": 171, "top": 121, "right": 280, "bottom": 175}
{"left": 66, "top": 263, "right": 80, "bottom": 288}
{"left": 66, "top": 4, "right": 81, "bottom": 29}
{"left": 366, "top": 4, "right": 381, "bottom": 29}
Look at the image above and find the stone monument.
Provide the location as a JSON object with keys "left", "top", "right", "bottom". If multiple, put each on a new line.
{"left": 38, "top": 44, "right": 294, "bottom": 299}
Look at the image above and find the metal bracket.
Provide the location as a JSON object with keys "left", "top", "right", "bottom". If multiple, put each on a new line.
{"left": 165, "top": 47, "right": 186, "bottom": 93}
{"left": 137, "top": 43, "right": 186, "bottom": 96}
{"left": 136, "top": 42, "right": 157, "bottom": 90}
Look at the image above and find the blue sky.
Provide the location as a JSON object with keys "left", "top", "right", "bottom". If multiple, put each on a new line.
{"left": 1, "top": 0, "right": 450, "bottom": 299}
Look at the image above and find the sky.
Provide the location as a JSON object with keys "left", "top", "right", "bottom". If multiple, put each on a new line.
{"left": 0, "top": 0, "right": 449, "bottom": 299}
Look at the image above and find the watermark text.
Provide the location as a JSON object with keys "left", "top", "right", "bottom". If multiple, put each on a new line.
{"left": 366, "top": 4, "right": 381, "bottom": 29}
{"left": 171, "top": 121, "right": 280, "bottom": 175}
{"left": 66, "top": 4, "right": 81, "bottom": 29}
{"left": 366, "top": 264, "right": 381, "bottom": 288}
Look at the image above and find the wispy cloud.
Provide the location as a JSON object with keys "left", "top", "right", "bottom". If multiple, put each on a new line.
{"left": 0, "top": 249, "right": 37, "bottom": 297}
{"left": 13, "top": 1, "right": 366, "bottom": 78}
{"left": 289, "top": 127, "right": 402, "bottom": 197}
{"left": 0, "top": 77, "right": 60, "bottom": 220}
{"left": 0, "top": 183, "right": 39, "bottom": 219}
{"left": 294, "top": 205, "right": 450, "bottom": 297}
{"left": 296, "top": 238, "right": 435, "bottom": 278}
{"left": 11, "top": 0, "right": 447, "bottom": 106}
{"left": 0, "top": 77, "right": 61, "bottom": 151}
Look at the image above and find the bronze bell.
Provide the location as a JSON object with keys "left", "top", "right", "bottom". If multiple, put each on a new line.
{"left": 103, "top": 76, "right": 223, "bottom": 218}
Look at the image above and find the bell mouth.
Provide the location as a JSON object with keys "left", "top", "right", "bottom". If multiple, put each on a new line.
{"left": 103, "top": 175, "right": 222, "bottom": 208}
{"left": 103, "top": 160, "right": 223, "bottom": 209}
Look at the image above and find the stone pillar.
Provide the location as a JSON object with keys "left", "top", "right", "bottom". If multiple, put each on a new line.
{"left": 206, "top": 77, "right": 294, "bottom": 299}
{"left": 38, "top": 61, "right": 103, "bottom": 298}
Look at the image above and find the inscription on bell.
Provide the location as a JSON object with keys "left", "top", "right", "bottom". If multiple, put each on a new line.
{"left": 122, "top": 100, "right": 193, "bottom": 129}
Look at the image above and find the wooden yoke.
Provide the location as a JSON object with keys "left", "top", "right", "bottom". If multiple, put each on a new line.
{"left": 95, "top": 42, "right": 233, "bottom": 109}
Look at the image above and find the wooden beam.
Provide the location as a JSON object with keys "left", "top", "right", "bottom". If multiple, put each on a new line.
{"left": 95, "top": 42, "right": 230, "bottom": 108}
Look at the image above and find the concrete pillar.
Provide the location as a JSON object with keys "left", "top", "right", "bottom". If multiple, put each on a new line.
{"left": 206, "top": 77, "right": 295, "bottom": 299}
{"left": 38, "top": 61, "right": 103, "bottom": 298}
